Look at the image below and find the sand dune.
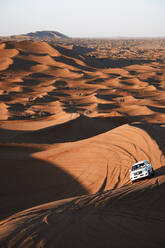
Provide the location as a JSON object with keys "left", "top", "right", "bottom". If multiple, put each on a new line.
{"left": 0, "top": 39, "right": 165, "bottom": 247}
{"left": 10, "top": 40, "right": 60, "bottom": 56}
{"left": 0, "top": 103, "right": 9, "bottom": 120}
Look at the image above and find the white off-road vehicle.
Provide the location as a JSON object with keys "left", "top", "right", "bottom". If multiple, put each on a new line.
{"left": 130, "top": 160, "right": 154, "bottom": 182}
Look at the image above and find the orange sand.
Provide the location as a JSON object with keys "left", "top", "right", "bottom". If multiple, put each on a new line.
{"left": 0, "top": 39, "right": 165, "bottom": 248}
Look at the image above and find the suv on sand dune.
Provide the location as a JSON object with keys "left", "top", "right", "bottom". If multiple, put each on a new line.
{"left": 129, "top": 160, "right": 154, "bottom": 182}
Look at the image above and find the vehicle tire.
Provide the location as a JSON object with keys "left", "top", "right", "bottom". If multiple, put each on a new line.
{"left": 149, "top": 169, "right": 154, "bottom": 178}
{"left": 151, "top": 169, "right": 154, "bottom": 177}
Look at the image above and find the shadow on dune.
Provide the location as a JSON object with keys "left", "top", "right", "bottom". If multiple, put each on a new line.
{"left": 0, "top": 145, "right": 87, "bottom": 219}
{"left": 16, "top": 78, "right": 41, "bottom": 86}
{"left": 54, "top": 56, "right": 95, "bottom": 72}
{"left": 144, "top": 77, "right": 162, "bottom": 90}
{"left": 0, "top": 95, "right": 12, "bottom": 102}
{"left": 132, "top": 123, "right": 165, "bottom": 154}
{"left": 96, "top": 93, "right": 122, "bottom": 101}
{"left": 7, "top": 57, "right": 38, "bottom": 71}
{"left": 147, "top": 105, "right": 165, "bottom": 114}
{"left": 29, "top": 72, "right": 54, "bottom": 78}
{"left": 51, "top": 43, "right": 95, "bottom": 59}
{"left": 83, "top": 56, "right": 162, "bottom": 69}
{"left": 0, "top": 115, "right": 130, "bottom": 144}
{"left": 154, "top": 166, "right": 165, "bottom": 178}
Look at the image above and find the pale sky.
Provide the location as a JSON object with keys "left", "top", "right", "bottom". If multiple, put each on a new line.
{"left": 0, "top": 0, "right": 165, "bottom": 38}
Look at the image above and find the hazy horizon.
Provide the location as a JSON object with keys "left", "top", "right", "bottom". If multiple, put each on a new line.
{"left": 1, "top": 0, "right": 165, "bottom": 38}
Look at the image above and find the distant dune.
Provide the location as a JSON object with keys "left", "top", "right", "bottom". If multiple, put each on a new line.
{"left": 0, "top": 30, "right": 70, "bottom": 42}
{"left": 0, "top": 37, "right": 165, "bottom": 247}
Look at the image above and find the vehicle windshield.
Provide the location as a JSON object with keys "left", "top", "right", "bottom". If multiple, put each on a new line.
{"left": 132, "top": 163, "right": 145, "bottom": 171}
